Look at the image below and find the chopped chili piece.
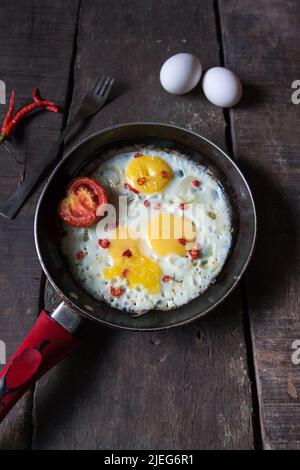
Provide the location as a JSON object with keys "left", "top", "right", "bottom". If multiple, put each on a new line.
{"left": 178, "top": 238, "right": 187, "bottom": 246}
{"left": 144, "top": 200, "right": 150, "bottom": 207}
{"left": 161, "top": 170, "right": 170, "bottom": 179}
{"left": 110, "top": 286, "right": 124, "bottom": 297}
{"left": 134, "top": 152, "right": 143, "bottom": 158}
{"left": 188, "top": 249, "right": 200, "bottom": 260}
{"left": 122, "top": 268, "right": 129, "bottom": 278}
{"left": 179, "top": 202, "right": 186, "bottom": 210}
{"left": 137, "top": 177, "right": 146, "bottom": 185}
{"left": 124, "top": 183, "right": 139, "bottom": 194}
{"left": 76, "top": 250, "right": 85, "bottom": 260}
{"left": 154, "top": 202, "right": 161, "bottom": 209}
{"left": 192, "top": 180, "right": 201, "bottom": 187}
{"left": 98, "top": 239, "right": 110, "bottom": 249}
{"left": 162, "top": 275, "right": 172, "bottom": 282}
{"left": 122, "top": 249, "right": 132, "bottom": 257}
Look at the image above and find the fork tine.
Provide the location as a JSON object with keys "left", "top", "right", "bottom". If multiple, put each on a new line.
{"left": 98, "top": 76, "right": 112, "bottom": 96}
{"left": 93, "top": 76, "right": 106, "bottom": 94}
{"left": 101, "top": 77, "right": 114, "bottom": 98}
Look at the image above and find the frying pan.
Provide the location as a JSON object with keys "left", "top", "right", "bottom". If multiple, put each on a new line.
{"left": 0, "top": 123, "right": 256, "bottom": 421}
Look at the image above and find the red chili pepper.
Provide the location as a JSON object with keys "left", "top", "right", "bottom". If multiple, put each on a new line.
{"left": 134, "top": 152, "right": 143, "bottom": 158}
{"left": 192, "top": 180, "right": 201, "bottom": 187}
{"left": 98, "top": 239, "right": 110, "bottom": 249}
{"left": 162, "top": 275, "right": 172, "bottom": 282}
{"left": 179, "top": 202, "right": 186, "bottom": 210}
{"left": 154, "top": 202, "right": 161, "bottom": 209}
{"left": 76, "top": 250, "right": 85, "bottom": 260}
{"left": 188, "top": 249, "right": 200, "bottom": 260}
{"left": 137, "top": 177, "right": 146, "bottom": 185}
{"left": 161, "top": 170, "right": 170, "bottom": 179}
{"left": 122, "top": 268, "right": 129, "bottom": 278}
{"left": 122, "top": 249, "right": 132, "bottom": 257}
{"left": 144, "top": 200, "right": 150, "bottom": 207}
{"left": 0, "top": 88, "right": 59, "bottom": 144}
{"left": 124, "top": 183, "right": 139, "bottom": 194}
{"left": 178, "top": 238, "right": 187, "bottom": 246}
{"left": 2, "top": 90, "right": 15, "bottom": 131}
{"left": 110, "top": 286, "right": 124, "bottom": 297}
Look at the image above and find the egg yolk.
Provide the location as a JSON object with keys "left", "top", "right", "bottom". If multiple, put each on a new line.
{"left": 147, "top": 213, "right": 196, "bottom": 256}
{"left": 103, "top": 226, "right": 162, "bottom": 295}
{"left": 125, "top": 155, "right": 173, "bottom": 194}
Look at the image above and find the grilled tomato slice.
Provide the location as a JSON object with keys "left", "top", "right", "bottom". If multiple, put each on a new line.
{"left": 58, "top": 177, "right": 107, "bottom": 227}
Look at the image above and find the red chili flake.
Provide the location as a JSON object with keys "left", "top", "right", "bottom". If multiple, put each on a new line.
{"left": 161, "top": 170, "right": 170, "bottom": 179}
{"left": 179, "top": 202, "right": 186, "bottom": 210}
{"left": 178, "top": 238, "right": 187, "bottom": 246}
{"left": 137, "top": 177, "right": 146, "bottom": 185}
{"left": 122, "top": 268, "right": 129, "bottom": 278}
{"left": 192, "top": 180, "right": 201, "bottom": 187}
{"left": 162, "top": 275, "right": 172, "bottom": 283}
{"left": 76, "top": 250, "right": 85, "bottom": 260}
{"left": 154, "top": 203, "right": 161, "bottom": 209}
{"left": 144, "top": 200, "right": 150, "bottom": 207}
{"left": 124, "top": 183, "right": 139, "bottom": 194}
{"left": 122, "top": 249, "right": 133, "bottom": 257}
{"left": 98, "top": 239, "right": 110, "bottom": 249}
{"left": 188, "top": 249, "right": 200, "bottom": 260}
{"left": 110, "top": 286, "right": 124, "bottom": 297}
{"left": 134, "top": 152, "right": 143, "bottom": 158}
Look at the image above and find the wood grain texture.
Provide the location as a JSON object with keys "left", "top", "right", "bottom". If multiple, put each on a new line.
{"left": 32, "top": 0, "right": 253, "bottom": 450}
{"left": 219, "top": 0, "right": 300, "bottom": 449}
{"left": 0, "top": 0, "right": 79, "bottom": 449}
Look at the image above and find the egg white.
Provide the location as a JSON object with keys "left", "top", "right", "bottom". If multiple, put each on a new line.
{"left": 61, "top": 147, "right": 232, "bottom": 315}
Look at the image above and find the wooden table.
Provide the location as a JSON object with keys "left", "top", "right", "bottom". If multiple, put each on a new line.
{"left": 0, "top": 0, "right": 299, "bottom": 450}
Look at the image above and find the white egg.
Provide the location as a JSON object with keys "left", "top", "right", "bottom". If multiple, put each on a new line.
{"left": 202, "top": 67, "right": 242, "bottom": 108}
{"left": 160, "top": 53, "right": 202, "bottom": 95}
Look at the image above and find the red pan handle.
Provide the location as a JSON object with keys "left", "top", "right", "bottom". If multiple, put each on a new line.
{"left": 0, "top": 304, "right": 81, "bottom": 422}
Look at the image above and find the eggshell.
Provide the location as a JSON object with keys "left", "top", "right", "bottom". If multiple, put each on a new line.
{"left": 202, "top": 67, "right": 242, "bottom": 108}
{"left": 160, "top": 53, "right": 202, "bottom": 95}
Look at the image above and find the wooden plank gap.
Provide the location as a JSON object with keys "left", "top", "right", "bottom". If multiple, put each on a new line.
{"left": 213, "top": 0, "right": 263, "bottom": 449}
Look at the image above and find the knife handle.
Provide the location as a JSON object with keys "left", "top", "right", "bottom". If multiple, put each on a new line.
{"left": 0, "top": 116, "right": 80, "bottom": 220}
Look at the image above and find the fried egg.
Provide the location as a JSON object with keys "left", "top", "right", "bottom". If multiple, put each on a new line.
{"left": 61, "top": 147, "right": 232, "bottom": 315}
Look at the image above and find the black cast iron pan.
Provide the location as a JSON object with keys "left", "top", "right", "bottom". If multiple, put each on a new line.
{"left": 0, "top": 123, "right": 256, "bottom": 421}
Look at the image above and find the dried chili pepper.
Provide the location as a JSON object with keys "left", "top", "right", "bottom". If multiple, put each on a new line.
{"left": 0, "top": 88, "right": 59, "bottom": 144}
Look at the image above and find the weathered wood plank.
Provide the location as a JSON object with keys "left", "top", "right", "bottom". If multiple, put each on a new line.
{"left": 219, "top": 0, "right": 300, "bottom": 449}
{"left": 0, "top": 0, "right": 79, "bottom": 449}
{"left": 33, "top": 0, "right": 253, "bottom": 450}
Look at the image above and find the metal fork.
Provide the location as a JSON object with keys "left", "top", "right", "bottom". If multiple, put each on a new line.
{"left": 0, "top": 76, "right": 114, "bottom": 219}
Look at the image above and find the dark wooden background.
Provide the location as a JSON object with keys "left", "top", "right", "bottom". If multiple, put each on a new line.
{"left": 0, "top": 0, "right": 299, "bottom": 450}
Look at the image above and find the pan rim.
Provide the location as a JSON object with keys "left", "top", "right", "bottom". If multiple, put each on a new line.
{"left": 34, "top": 122, "right": 257, "bottom": 331}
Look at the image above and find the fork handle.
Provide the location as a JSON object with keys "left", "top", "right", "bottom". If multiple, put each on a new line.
{"left": 0, "top": 116, "right": 80, "bottom": 220}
